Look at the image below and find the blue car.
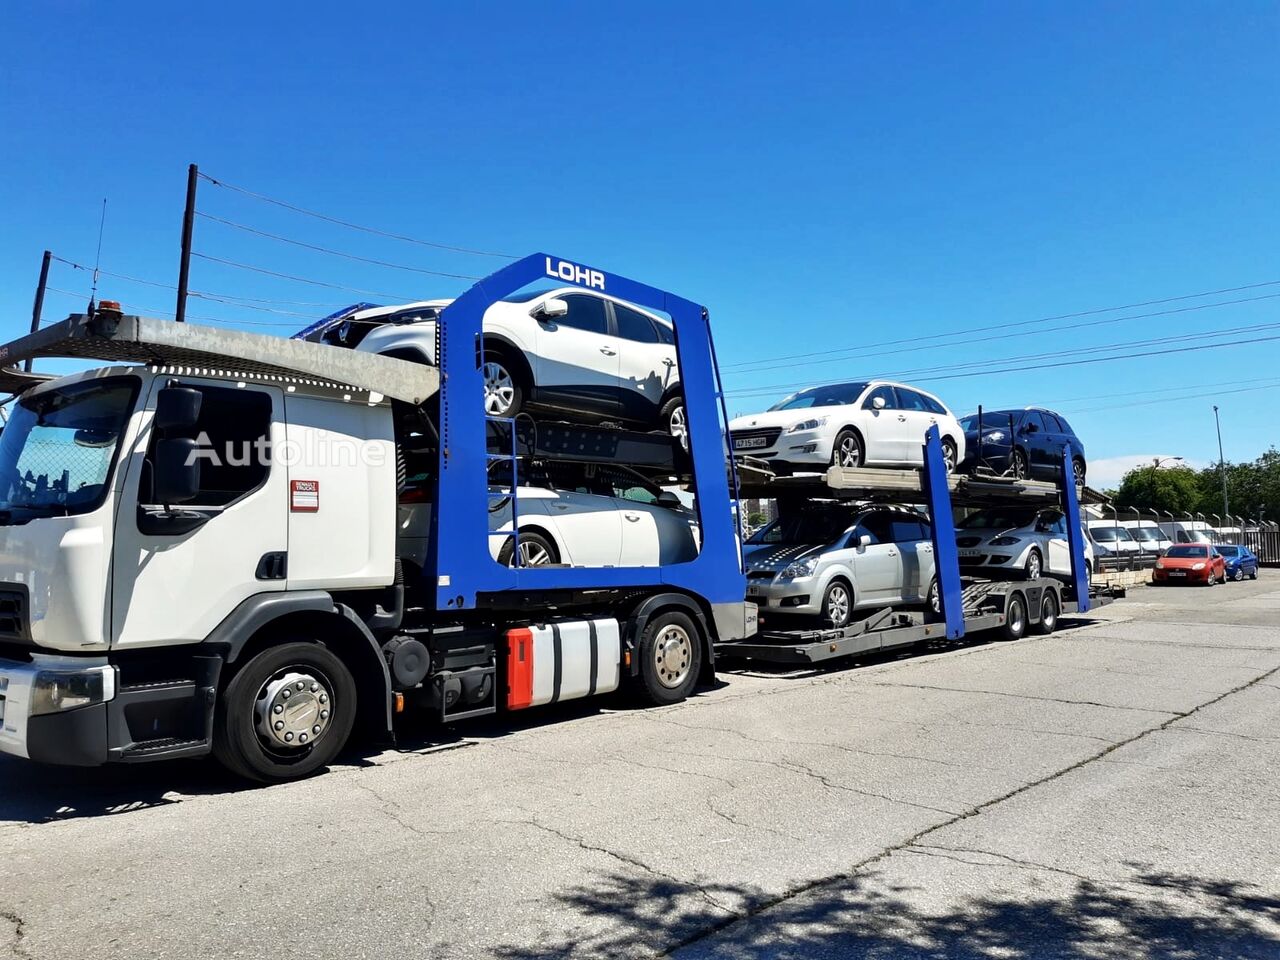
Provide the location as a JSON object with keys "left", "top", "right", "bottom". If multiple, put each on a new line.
{"left": 1215, "top": 544, "right": 1259, "bottom": 581}
{"left": 960, "top": 407, "right": 1087, "bottom": 489}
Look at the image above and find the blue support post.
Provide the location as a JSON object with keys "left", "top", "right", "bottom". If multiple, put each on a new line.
{"left": 1061, "top": 444, "right": 1091, "bottom": 612}
{"left": 428, "top": 253, "right": 745, "bottom": 613}
{"left": 922, "top": 425, "right": 965, "bottom": 639}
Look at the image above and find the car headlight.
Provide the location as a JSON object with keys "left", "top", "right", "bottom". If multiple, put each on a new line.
{"left": 1155, "top": 560, "right": 1164, "bottom": 569}
{"left": 781, "top": 557, "right": 819, "bottom": 579}
{"left": 786, "top": 417, "right": 828, "bottom": 434}
{"left": 30, "top": 667, "right": 113, "bottom": 716}
{"left": 1192, "top": 562, "right": 1205, "bottom": 571}
{"left": 989, "top": 536, "right": 1021, "bottom": 546}
{"left": 984, "top": 431, "right": 1006, "bottom": 442}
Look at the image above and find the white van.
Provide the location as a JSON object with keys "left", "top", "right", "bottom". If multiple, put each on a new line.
{"left": 1158, "top": 520, "right": 1218, "bottom": 545}
{"left": 1087, "top": 520, "right": 1142, "bottom": 556}
{"left": 1121, "top": 520, "right": 1173, "bottom": 554}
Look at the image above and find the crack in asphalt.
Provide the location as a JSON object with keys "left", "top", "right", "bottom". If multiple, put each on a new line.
{"left": 513, "top": 818, "right": 732, "bottom": 916}
{"left": 1, "top": 909, "right": 29, "bottom": 960}
{"left": 658, "top": 660, "right": 1280, "bottom": 958}
{"left": 354, "top": 782, "right": 457, "bottom": 839}
{"left": 902, "top": 843, "right": 1104, "bottom": 885}
{"left": 870, "top": 680, "right": 1178, "bottom": 715}
{"left": 1170, "top": 726, "right": 1280, "bottom": 744}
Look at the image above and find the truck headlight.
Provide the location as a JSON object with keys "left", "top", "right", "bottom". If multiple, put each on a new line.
{"left": 786, "top": 417, "right": 827, "bottom": 434}
{"left": 989, "top": 536, "right": 1021, "bottom": 546}
{"left": 781, "top": 557, "right": 819, "bottom": 579}
{"left": 30, "top": 667, "right": 113, "bottom": 716}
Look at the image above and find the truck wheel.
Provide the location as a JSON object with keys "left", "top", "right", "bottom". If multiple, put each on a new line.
{"left": 1001, "top": 594, "right": 1027, "bottom": 641}
{"left": 213, "top": 642, "right": 357, "bottom": 783}
{"left": 1033, "top": 590, "right": 1059, "bottom": 635}
{"left": 633, "top": 610, "right": 703, "bottom": 706}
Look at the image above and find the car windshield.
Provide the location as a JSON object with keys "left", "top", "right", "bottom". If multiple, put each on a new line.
{"left": 0, "top": 377, "right": 138, "bottom": 522}
{"left": 1131, "top": 528, "right": 1157, "bottom": 541}
{"left": 959, "top": 508, "right": 1037, "bottom": 530}
{"left": 1166, "top": 545, "right": 1209, "bottom": 558}
{"left": 1091, "top": 527, "right": 1134, "bottom": 542}
{"left": 959, "top": 413, "right": 1014, "bottom": 432}
{"left": 748, "top": 507, "right": 854, "bottom": 545}
{"left": 768, "top": 382, "right": 869, "bottom": 412}
{"left": 1215, "top": 545, "right": 1241, "bottom": 557}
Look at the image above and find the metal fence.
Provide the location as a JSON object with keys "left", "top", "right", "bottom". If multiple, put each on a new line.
{"left": 1088, "top": 506, "right": 1280, "bottom": 569}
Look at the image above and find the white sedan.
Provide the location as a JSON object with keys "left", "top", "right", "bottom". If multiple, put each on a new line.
{"left": 397, "top": 481, "right": 699, "bottom": 570}
{"left": 728, "top": 380, "right": 966, "bottom": 472}
{"left": 331, "top": 291, "right": 684, "bottom": 437}
{"left": 955, "top": 507, "right": 1095, "bottom": 580}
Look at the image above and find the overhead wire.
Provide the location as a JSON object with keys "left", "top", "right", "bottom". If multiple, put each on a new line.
{"left": 195, "top": 212, "right": 484, "bottom": 280}
{"left": 721, "top": 277, "right": 1280, "bottom": 371}
{"left": 196, "top": 171, "right": 517, "bottom": 259}
{"left": 190, "top": 252, "right": 416, "bottom": 300}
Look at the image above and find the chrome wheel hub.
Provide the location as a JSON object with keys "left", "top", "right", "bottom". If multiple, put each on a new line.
{"left": 483, "top": 362, "right": 516, "bottom": 416}
{"left": 516, "top": 539, "right": 552, "bottom": 566}
{"left": 839, "top": 439, "right": 859, "bottom": 467}
{"left": 827, "top": 586, "right": 850, "bottom": 625}
{"left": 654, "top": 625, "right": 693, "bottom": 689}
{"left": 669, "top": 405, "right": 689, "bottom": 451}
{"left": 1028, "top": 553, "right": 1042, "bottom": 579}
{"left": 257, "top": 670, "right": 332, "bottom": 750}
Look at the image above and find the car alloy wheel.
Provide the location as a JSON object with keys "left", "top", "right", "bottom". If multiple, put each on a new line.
{"left": 1233, "top": 567, "right": 1244, "bottom": 582}
{"left": 942, "top": 439, "right": 958, "bottom": 474}
{"left": 823, "top": 581, "right": 852, "bottom": 628}
{"left": 669, "top": 403, "right": 688, "bottom": 451}
{"left": 483, "top": 361, "right": 517, "bottom": 417}
{"left": 833, "top": 430, "right": 863, "bottom": 469}
{"left": 1024, "top": 549, "right": 1043, "bottom": 581}
{"left": 1012, "top": 449, "right": 1029, "bottom": 479}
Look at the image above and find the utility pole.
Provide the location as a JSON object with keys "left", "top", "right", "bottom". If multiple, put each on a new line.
{"left": 175, "top": 163, "right": 198, "bottom": 322}
{"left": 1213, "top": 405, "right": 1230, "bottom": 521}
{"left": 25, "top": 250, "right": 51, "bottom": 372}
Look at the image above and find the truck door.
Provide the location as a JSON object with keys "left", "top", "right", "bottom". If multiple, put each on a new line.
{"left": 111, "top": 380, "right": 288, "bottom": 648}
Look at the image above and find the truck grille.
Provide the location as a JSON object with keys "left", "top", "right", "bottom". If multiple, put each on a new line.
{"left": 0, "top": 587, "right": 30, "bottom": 643}
{"left": 731, "top": 427, "right": 783, "bottom": 452}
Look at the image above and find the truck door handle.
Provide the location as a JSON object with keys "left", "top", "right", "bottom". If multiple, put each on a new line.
{"left": 600, "top": 346, "right": 617, "bottom": 356}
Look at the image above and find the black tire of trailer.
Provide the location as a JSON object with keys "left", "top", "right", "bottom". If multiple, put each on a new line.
{"left": 213, "top": 641, "right": 358, "bottom": 782}
{"left": 1033, "top": 588, "right": 1059, "bottom": 635}
{"left": 629, "top": 609, "right": 705, "bottom": 706}
{"left": 1001, "top": 592, "right": 1028, "bottom": 642}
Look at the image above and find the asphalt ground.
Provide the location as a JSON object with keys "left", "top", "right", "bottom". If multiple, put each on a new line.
{"left": 3, "top": 571, "right": 1278, "bottom": 959}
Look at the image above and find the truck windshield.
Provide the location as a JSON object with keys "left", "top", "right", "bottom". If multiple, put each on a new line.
{"left": 0, "top": 376, "right": 138, "bottom": 521}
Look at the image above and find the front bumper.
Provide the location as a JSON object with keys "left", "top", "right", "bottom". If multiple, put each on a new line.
{"left": 1151, "top": 568, "right": 1208, "bottom": 584}
{"left": 0, "top": 656, "right": 116, "bottom": 765}
{"left": 745, "top": 576, "right": 821, "bottom": 616}
{"left": 731, "top": 428, "right": 831, "bottom": 465}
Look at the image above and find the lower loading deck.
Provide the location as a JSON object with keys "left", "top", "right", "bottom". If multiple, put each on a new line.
{"left": 716, "top": 578, "right": 1118, "bottom": 666}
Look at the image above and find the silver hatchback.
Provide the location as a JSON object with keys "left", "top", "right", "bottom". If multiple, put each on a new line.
{"left": 743, "top": 504, "right": 938, "bottom": 628}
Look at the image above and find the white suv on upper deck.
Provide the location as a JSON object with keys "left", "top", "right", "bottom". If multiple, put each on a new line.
{"left": 326, "top": 290, "right": 685, "bottom": 437}
{"left": 729, "top": 380, "right": 965, "bottom": 472}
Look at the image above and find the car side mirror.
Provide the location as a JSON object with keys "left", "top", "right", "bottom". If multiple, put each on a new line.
{"left": 656, "top": 491, "right": 682, "bottom": 509}
{"left": 153, "top": 438, "right": 201, "bottom": 505}
{"left": 154, "top": 386, "right": 202, "bottom": 435}
{"left": 1023, "top": 422, "right": 1038, "bottom": 433}
{"left": 858, "top": 534, "right": 872, "bottom": 548}
{"left": 872, "top": 396, "right": 886, "bottom": 410}
{"left": 531, "top": 298, "right": 569, "bottom": 322}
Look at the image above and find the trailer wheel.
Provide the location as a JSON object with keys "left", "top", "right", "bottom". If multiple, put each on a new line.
{"left": 633, "top": 610, "right": 704, "bottom": 706}
{"left": 213, "top": 642, "right": 357, "bottom": 783}
{"left": 1001, "top": 594, "right": 1027, "bottom": 641}
{"left": 1033, "top": 590, "right": 1059, "bottom": 635}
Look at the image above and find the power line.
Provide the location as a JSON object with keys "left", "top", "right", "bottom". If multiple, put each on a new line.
{"left": 196, "top": 211, "right": 483, "bottom": 281}
{"left": 723, "top": 292, "right": 1280, "bottom": 376}
{"left": 721, "top": 278, "right": 1280, "bottom": 371}
{"left": 190, "top": 290, "right": 350, "bottom": 307}
{"left": 190, "top": 252, "right": 416, "bottom": 300}
{"left": 41, "top": 285, "right": 301, "bottom": 328}
{"left": 726, "top": 321, "right": 1280, "bottom": 397}
{"left": 188, "top": 291, "right": 324, "bottom": 319}
{"left": 51, "top": 254, "right": 179, "bottom": 291}
{"left": 1066, "top": 379, "right": 1280, "bottom": 415}
{"left": 197, "top": 171, "right": 517, "bottom": 259}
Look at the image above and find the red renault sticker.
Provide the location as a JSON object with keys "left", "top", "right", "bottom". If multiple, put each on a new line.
{"left": 290, "top": 480, "right": 319, "bottom": 512}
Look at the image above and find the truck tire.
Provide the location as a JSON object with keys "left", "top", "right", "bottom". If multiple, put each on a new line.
{"left": 632, "top": 610, "right": 703, "bottom": 706}
{"left": 1001, "top": 594, "right": 1027, "bottom": 642}
{"left": 1033, "top": 590, "right": 1059, "bottom": 635}
{"left": 213, "top": 641, "right": 357, "bottom": 783}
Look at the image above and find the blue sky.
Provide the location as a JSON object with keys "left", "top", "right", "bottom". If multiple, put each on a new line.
{"left": 2, "top": 2, "right": 1276, "bottom": 487}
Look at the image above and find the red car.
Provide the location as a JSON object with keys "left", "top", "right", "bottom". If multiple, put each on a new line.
{"left": 1152, "top": 544, "right": 1227, "bottom": 586}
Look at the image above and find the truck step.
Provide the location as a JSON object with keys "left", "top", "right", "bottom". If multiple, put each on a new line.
{"left": 119, "top": 736, "right": 210, "bottom": 762}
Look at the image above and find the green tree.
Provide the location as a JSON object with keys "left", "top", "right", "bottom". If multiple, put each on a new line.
{"left": 1114, "top": 464, "right": 1203, "bottom": 514}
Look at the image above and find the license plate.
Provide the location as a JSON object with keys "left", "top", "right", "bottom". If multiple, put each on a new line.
{"left": 1170, "top": 571, "right": 1186, "bottom": 577}
{"left": 747, "top": 585, "right": 764, "bottom": 596}
{"left": 958, "top": 549, "right": 981, "bottom": 558}
{"left": 735, "top": 436, "right": 768, "bottom": 449}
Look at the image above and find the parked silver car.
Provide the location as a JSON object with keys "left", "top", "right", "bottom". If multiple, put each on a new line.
{"left": 956, "top": 506, "right": 1094, "bottom": 580}
{"left": 742, "top": 503, "right": 937, "bottom": 628}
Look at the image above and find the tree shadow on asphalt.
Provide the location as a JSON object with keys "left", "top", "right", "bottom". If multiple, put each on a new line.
{"left": 491, "top": 866, "right": 1280, "bottom": 959}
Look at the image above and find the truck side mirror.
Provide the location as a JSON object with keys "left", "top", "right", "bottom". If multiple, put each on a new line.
{"left": 153, "top": 438, "right": 201, "bottom": 504}
{"left": 155, "top": 386, "right": 202, "bottom": 434}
